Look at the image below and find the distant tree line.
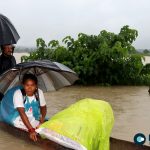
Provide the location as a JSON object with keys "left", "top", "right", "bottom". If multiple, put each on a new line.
{"left": 21, "top": 25, "right": 150, "bottom": 85}
{"left": 14, "top": 46, "right": 35, "bottom": 53}
{"left": 142, "top": 49, "right": 150, "bottom": 56}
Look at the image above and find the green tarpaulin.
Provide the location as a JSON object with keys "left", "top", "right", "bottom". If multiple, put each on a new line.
{"left": 40, "top": 98, "right": 114, "bottom": 150}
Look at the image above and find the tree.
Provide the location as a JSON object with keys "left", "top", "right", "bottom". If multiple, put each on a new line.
{"left": 22, "top": 25, "right": 150, "bottom": 85}
{"left": 143, "top": 49, "right": 150, "bottom": 54}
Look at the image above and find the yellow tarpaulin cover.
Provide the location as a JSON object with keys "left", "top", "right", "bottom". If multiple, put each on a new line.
{"left": 40, "top": 98, "right": 114, "bottom": 150}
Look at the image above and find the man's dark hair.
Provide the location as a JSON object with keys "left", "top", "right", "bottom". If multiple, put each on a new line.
{"left": 22, "top": 73, "right": 38, "bottom": 85}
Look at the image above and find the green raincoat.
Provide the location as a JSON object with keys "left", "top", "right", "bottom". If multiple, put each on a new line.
{"left": 40, "top": 98, "right": 114, "bottom": 150}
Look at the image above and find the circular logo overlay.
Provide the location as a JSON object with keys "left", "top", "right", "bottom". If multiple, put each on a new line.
{"left": 134, "top": 133, "right": 146, "bottom": 145}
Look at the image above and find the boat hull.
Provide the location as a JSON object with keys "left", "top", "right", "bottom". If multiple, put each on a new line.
{"left": 0, "top": 122, "right": 150, "bottom": 150}
{"left": 110, "top": 137, "right": 150, "bottom": 150}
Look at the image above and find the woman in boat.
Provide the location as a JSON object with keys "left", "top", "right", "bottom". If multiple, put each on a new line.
{"left": 0, "top": 73, "right": 47, "bottom": 142}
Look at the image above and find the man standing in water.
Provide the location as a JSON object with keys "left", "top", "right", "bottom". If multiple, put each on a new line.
{"left": 0, "top": 44, "right": 16, "bottom": 100}
{"left": 0, "top": 44, "right": 16, "bottom": 75}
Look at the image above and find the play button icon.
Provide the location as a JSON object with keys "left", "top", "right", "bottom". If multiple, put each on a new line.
{"left": 134, "top": 133, "right": 146, "bottom": 145}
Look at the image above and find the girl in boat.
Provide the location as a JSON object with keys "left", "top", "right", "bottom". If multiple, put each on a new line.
{"left": 0, "top": 73, "right": 47, "bottom": 142}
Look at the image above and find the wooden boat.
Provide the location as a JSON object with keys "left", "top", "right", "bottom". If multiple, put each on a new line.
{"left": 110, "top": 137, "right": 150, "bottom": 150}
{"left": 0, "top": 122, "right": 150, "bottom": 150}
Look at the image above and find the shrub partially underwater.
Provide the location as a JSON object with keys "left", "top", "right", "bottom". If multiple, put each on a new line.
{"left": 21, "top": 25, "right": 150, "bottom": 85}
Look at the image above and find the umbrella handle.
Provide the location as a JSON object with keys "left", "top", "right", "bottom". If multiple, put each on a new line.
{"left": 34, "top": 67, "right": 41, "bottom": 105}
{"left": 19, "top": 67, "right": 22, "bottom": 81}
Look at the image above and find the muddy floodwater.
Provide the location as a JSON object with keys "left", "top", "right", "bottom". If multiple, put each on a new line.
{"left": 0, "top": 53, "right": 150, "bottom": 149}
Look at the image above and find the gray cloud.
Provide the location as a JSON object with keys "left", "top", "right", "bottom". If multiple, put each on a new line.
{"left": 1, "top": 0, "right": 150, "bottom": 48}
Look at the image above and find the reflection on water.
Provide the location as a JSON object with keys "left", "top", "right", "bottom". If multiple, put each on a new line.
{"left": 0, "top": 85, "right": 150, "bottom": 149}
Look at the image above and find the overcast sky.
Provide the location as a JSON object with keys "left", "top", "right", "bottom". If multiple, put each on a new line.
{"left": 1, "top": 0, "right": 150, "bottom": 49}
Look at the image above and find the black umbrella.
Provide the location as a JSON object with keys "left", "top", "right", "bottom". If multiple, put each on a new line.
{"left": 0, "top": 14, "right": 20, "bottom": 45}
{"left": 0, "top": 60, "right": 79, "bottom": 94}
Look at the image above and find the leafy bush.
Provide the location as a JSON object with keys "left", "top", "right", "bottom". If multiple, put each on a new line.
{"left": 21, "top": 25, "right": 150, "bottom": 85}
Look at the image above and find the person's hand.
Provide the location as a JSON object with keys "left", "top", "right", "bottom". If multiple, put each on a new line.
{"left": 29, "top": 131, "right": 37, "bottom": 142}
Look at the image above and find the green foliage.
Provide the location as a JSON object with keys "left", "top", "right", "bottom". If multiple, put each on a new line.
{"left": 143, "top": 49, "right": 150, "bottom": 56}
{"left": 21, "top": 25, "right": 150, "bottom": 85}
{"left": 143, "top": 49, "right": 149, "bottom": 54}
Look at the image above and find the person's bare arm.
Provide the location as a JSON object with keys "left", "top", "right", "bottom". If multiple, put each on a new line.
{"left": 40, "top": 105, "right": 47, "bottom": 123}
{"left": 17, "top": 107, "right": 37, "bottom": 142}
{"left": 17, "top": 107, "right": 33, "bottom": 129}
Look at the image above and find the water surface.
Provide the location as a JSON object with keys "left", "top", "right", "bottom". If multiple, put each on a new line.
{"left": 1, "top": 85, "right": 150, "bottom": 149}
